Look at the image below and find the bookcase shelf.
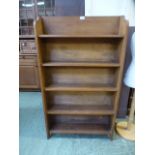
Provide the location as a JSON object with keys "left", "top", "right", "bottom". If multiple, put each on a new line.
{"left": 49, "top": 123, "right": 111, "bottom": 135}
{"left": 39, "top": 34, "right": 124, "bottom": 38}
{"left": 34, "top": 16, "right": 128, "bottom": 139}
{"left": 47, "top": 104, "right": 114, "bottom": 115}
{"left": 42, "top": 62, "right": 120, "bottom": 67}
{"left": 45, "top": 85, "right": 117, "bottom": 92}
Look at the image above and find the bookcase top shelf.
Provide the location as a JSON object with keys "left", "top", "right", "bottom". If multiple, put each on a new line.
{"left": 42, "top": 62, "right": 120, "bottom": 67}
{"left": 34, "top": 16, "right": 126, "bottom": 37}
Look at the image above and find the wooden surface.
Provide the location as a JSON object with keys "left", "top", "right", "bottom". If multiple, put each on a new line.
{"left": 47, "top": 105, "right": 114, "bottom": 115}
{"left": 50, "top": 123, "right": 110, "bottom": 135}
{"left": 44, "top": 67, "right": 117, "bottom": 87}
{"left": 34, "top": 16, "right": 128, "bottom": 138}
{"left": 116, "top": 121, "right": 135, "bottom": 141}
{"left": 39, "top": 34, "right": 123, "bottom": 38}
{"left": 42, "top": 62, "right": 120, "bottom": 67}
{"left": 42, "top": 38, "right": 120, "bottom": 63}
{"left": 42, "top": 16, "right": 120, "bottom": 35}
{"left": 19, "top": 54, "right": 40, "bottom": 89}
{"left": 45, "top": 85, "right": 117, "bottom": 92}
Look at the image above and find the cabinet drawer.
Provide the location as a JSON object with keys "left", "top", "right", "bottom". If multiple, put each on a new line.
{"left": 19, "top": 65, "right": 40, "bottom": 89}
{"left": 19, "top": 58, "right": 37, "bottom": 66}
{"left": 20, "top": 40, "right": 37, "bottom": 53}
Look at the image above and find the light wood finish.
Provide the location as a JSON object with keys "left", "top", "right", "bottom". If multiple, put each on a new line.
{"left": 34, "top": 16, "right": 128, "bottom": 138}
{"left": 39, "top": 34, "right": 124, "bottom": 38}
{"left": 42, "top": 38, "right": 119, "bottom": 63}
{"left": 127, "top": 91, "right": 135, "bottom": 129}
{"left": 116, "top": 92, "right": 135, "bottom": 141}
{"left": 111, "top": 18, "right": 129, "bottom": 135}
{"left": 42, "top": 17, "right": 120, "bottom": 35}
{"left": 19, "top": 55, "right": 40, "bottom": 89}
{"left": 19, "top": 38, "right": 39, "bottom": 90}
{"left": 42, "top": 62, "right": 120, "bottom": 67}
{"left": 45, "top": 85, "right": 117, "bottom": 92}
{"left": 34, "top": 18, "right": 50, "bottom": 137}
{"left": 19, "top": 66, "right": 40, "bottom": 89}
{"left": 116, "top": 121, "right": 135, "bottom": 141}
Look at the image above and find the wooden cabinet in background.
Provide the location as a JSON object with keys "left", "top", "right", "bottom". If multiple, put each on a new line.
{"left": 19, "top": 65, "right": 40, "bottom": 89}
{"left": 19, "top": 42, "right": 40, "bottom": 90}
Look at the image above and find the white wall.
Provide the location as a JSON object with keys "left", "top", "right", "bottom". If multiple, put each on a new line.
{"left": 85, "top": 0, "right": 135, "bottom": 26}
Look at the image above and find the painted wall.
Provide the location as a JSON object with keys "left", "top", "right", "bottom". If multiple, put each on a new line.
{"left": 85, "top": 0, "right": 135, "bottom": 26}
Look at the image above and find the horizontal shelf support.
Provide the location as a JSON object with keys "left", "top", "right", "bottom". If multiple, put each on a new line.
{"left": 42, "top": 62, "right": 120, "bottom": 67}
{"left": 39, "top": 34, "right": 124, "bottom": 38}
{"left": 45, "top": 86, "right": 118, "bottom": 92}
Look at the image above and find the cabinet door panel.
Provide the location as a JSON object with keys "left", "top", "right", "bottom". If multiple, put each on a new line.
{"left": 20, "top": 40, "right": 37, "bottom": 53}
{"left": 19, "top": 65, "right": 40, "bottom": 89}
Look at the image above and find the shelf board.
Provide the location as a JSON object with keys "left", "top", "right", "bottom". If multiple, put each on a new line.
{"left": 47, "top": 105, "right": 114, "bottom": 115}
{"left": 19, "top": 53, "right": 37, "bottom": 56}
{"left": 39, "top": 34, "right": 124, "bottom": 38}
{"left": 50, "top": 123, "right": 110, "bottom": 135}
{"left": 45, "top": 85, "right": 117, "bottom": 92}
{"left": 42, "top": 62, "right": 120, "bottom": 67}
{"left": 19, "top": 35, "right": 35, "bottom": 39}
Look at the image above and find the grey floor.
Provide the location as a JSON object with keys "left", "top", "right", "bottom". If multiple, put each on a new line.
{"left": 19, "top": 92, "right": 135, "bottom": 155}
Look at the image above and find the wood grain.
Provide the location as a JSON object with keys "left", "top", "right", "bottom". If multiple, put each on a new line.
{"left": 42, "top": 38, "right": 120, "bottom": 63}
{"left": 34, "top": 16, "right": 128, "bottom": 138}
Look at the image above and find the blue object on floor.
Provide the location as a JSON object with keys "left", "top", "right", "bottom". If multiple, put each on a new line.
{"left": 19, "top": 92, "right": 135, "bottom": 155}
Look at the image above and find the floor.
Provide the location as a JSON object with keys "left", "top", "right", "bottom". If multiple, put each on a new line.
{"left": 19, "top": 92, "right": 135, "bottom": 155}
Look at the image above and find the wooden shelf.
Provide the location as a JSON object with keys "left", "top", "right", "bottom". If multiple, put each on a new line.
{"left": 19, "top": 53, "right": 37, "bottom": 56}
{"left": 39, "top": 34, "right": 124, "bottom": 38}
{"left": 47, "top": 105, "right": 114, "bottom": 115}
{"left": 19, "top": 35, "right": 35, "bottom": 39}
{"left": 50, "top": 123, "right": 110, "bottom": 135}
{"left": 42, "top": 62, "right": 120, "bottom": 67}
{"left": 45, "top": 85, "right": 117, "bottom": 92}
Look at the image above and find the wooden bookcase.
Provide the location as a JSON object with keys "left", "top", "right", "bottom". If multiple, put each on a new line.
{"left": 34, "top": 16, "right": 128, "bottom": 138}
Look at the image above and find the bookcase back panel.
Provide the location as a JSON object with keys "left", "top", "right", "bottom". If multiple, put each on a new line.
{"left": 49, "top": 115, "right": 111, "bottom": 126}
{"left": 42, "top": 17, "right": 120, "bottom": 35}
{"left": 42, "top": 38, "right": 120, "bottom": 63}
{"left": 45, "top": 68, "right": 117, "bottom": 87}
{"left": 46, "top": 92, "right": 114, "bottom": 106}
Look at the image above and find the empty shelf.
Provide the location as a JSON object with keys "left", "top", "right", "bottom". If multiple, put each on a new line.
{"left": 42, "top": 62, "right": 120, "bottom": 67}
{"left": 39, "top": 34, "right": 124, "bottom": 38}
{"left": 45, "top": 85, "right": 117, "bottom": 92}
{"left": 47, "top": 105, "right": 114, "bottom": 115}
{"left": 19, "top": 35, "right": 35, "bottom": 39}
{"left": 50, "top": 123, "right": 110, "bottom": 135}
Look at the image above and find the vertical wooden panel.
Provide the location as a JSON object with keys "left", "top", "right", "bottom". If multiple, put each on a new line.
{"left": 34, "top": 18, "right": 50, "bottom": 138}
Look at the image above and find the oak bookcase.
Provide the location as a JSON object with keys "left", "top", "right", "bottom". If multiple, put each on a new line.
{"left": 34, "top": 16, "right": 128, "bottom": 138}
